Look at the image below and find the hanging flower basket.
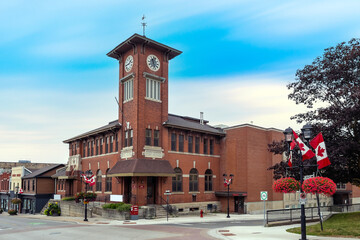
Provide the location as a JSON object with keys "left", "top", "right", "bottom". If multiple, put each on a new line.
{"left": 273, "top": 177, "right": 300, "bottom": 193}
{"left": 74, "top": 192, "right": 97, "bottom": 203}
{"left": 11, "top": 198, "right": 22, "bottom": 204}
{"left": 302, "top": 177, "right": 336, "bottom": 196}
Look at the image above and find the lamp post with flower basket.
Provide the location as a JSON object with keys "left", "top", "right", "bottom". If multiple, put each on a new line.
{"left": 223, "top": 173, "right": 234, "bottom": 218}
{"left": 78, "top": 170, "right": 94, "bottom": 221}
{"left": 283, "top": 124, "right": 313, "bottom": 240}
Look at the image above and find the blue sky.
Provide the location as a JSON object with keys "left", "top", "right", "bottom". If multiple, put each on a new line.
{"left": 1, "top": 0, "right": 360, "bottom": 163}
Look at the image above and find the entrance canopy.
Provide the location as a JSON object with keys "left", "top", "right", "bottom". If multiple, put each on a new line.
{"left": 107, "top": 159, "right": 175, "bottom": 177}
{"left": 215, "top": 191, "right": 247, "bottom": 197}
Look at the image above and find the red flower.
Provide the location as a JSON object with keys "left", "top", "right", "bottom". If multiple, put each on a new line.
{"left": 273, "top": 177, "right": 300, "bottom": 193}
{"left": 302, "top": 177, "right": 336, "bottom": 196}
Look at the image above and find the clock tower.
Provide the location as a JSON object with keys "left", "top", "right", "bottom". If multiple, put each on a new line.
{"left": 107, "top": 34, "right": 182, "bottom": 161}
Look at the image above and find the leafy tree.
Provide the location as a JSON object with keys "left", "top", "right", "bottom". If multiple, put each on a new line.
{"left": 269, "top": 38, "right": 360, "bottom": 186}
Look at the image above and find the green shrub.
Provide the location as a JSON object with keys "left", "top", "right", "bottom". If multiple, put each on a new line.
{"left": 102, "top": 202, "right": 131, "bottom": 212}
{"left": 62, "top": 197, "right": 75, "bottom": 201}
{"left": 44, "top": 202, "right": 61, "bottom": 216}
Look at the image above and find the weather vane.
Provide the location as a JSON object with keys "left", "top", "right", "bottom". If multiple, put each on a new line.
{"left": 141, "top": 15, "right": 147, "bottom": 37}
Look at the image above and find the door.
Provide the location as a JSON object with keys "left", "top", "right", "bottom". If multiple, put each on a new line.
{"left": 234, "top": 196, "right": 245, "bottom": 214}
{"left": 124, "top": 177, "right": 132, "bottom": 203}
{"left": 147, "top": 177, "right": 157, "bottom": 204}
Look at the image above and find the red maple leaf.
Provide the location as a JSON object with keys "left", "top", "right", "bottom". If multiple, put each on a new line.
{"left": 317, "top": 146, "right": 325, "bottom": 157}
{"left": 298, "top": 143, "right": 305, "bottom": 151}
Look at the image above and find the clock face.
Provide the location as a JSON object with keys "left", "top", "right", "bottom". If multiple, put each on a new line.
{"left": 147, "top": 54, "right": 160, "bottom": 71}
{"left": 124, "top": 55, "right": 133, "bottom": 72}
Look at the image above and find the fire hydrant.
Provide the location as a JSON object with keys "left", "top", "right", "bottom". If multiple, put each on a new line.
{"left": 200, "top": 209, "right": 204, "bottom": 218}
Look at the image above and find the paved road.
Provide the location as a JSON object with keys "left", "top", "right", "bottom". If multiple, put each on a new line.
{"left": 160, "top": 219, "right": 264, "bottom": 229}
{"left": 0, "top": 215, "right": 217, "bottom": 240}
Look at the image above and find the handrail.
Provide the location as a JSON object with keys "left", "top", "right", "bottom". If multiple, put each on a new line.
{"left": 266, "top": 203, "right": 360, "bottom": 224}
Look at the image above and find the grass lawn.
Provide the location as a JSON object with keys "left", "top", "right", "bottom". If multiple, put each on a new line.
{"left": 287, "top": 212, "right": 360, "bottom": 238}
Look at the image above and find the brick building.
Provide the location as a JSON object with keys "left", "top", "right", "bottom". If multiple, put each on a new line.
{"left": 61, "top": 33, "right": 360, "bottom": 214}
{"left": 21, "top": 164, "right": 64, "bottom": 213}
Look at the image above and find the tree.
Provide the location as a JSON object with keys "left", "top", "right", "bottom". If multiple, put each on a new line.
{"left": 269, "top": 38, "right": 360, "bottom": 186}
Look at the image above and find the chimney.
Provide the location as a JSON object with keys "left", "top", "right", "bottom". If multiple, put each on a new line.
{"left": 200, "top": 112, "right": 204, "bottom": 125}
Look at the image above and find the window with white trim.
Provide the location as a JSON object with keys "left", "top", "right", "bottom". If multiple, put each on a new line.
{"left": 146, "top": 78, "right": 161, "bottom": 101}
{"left": 124, "top": 79, "right": 133, "bottom": 102}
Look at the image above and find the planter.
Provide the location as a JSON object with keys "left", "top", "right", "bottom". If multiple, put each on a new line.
{"left": 8, "top": 209, "right": 17, "bottom": 215}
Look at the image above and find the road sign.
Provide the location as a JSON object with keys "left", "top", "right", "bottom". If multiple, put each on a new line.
{"left": 299, "top": 192, "right": 307, "bottom": 205}
{"left": 260, "top": 191, "right": 268, "bottom": 201}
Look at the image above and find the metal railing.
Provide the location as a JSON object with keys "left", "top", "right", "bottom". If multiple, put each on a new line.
{"left": 266, "top": 204, "right": 360, "bottom": 225}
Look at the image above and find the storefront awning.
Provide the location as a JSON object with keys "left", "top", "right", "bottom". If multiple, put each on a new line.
{"left": 215, "top": 191, "right": 248, "bottom": 197}
{"left": 107, "top": 159, "right": 175, "bottom": 177}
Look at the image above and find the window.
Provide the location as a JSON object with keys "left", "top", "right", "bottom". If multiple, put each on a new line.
{"left": 129, "top": 129, "right": 133, "bottom": 146}
{"left": 100, "top": 138, "right": 103, "bottom": 155}
{"left": 210, "top": 139, "right": 214, "bottom": 155}
{"left": 23, "top": 181, "right": 26, "bottom": 191}
{"left": 172, "top": 168, "right": 183, "bottom": 192}
{"left": 179, "top": 134, "right": 184, "bottom": 152}
{"left": 195, "top": 137, "right": 200, "bottom": 153}
{"left": 105, "top": 169, "right": 112, "bottom": 192}
{"left": 83, "top": 142, "right": 86, "bottom": 157}
{"left": 96, "top": 170, "right": 102, "bottom": 192}
{"left": 105, "top": 137, "right": 109, "bottom": 154}
{"left": 171, "top": 133, "right": 177, "bottom": 151}
{"left": 87, "top": 142, "right": 90, "bottom": 157}
{"left": 146, "top": 78, "right": 161, "bottom": 101}
{"left": 203, "top": 138, "right": 208, "bottom": 154}
{"left": 336, "top": 183, "right": 346, "bottom": 190}
{"left": 32, "top": 180, "right": 35, "bottom": 191}
{"left": 110, "top": 136, "right": 114, "bottom": 152}
{"left": 188, "top": 136, "right": 193, "bottom": 153}
{"left": 205, "top": 169, "right": 213, "bottom": 191}
{"left": 145, "top": 129, "right": 152, "bottom": 145}
{"left": 124, "top": 131, "right": 128, "bottom": 147}
{"left": 91, "top": 141, "right": 94, "bottom": 156}
{"left": 189, "top": 168, "right": 198, "bottom": 192}
{"left": 27, "top": 180, "right": 30, "bottom": 191}
{"left": 154, "top": 130, "right": 159, "bottom": 146}
{"left": 115, "top": 133, "right": 118, "bottom": 151}
{"left": 96, "top": 139, "right": 99, "bottom": 155}
{"left": 124, "top": 79, "right": 133, "bottom": 102}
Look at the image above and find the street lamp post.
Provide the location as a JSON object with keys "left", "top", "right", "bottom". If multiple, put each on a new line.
{"left": 284, "top": 124, "right": 312, "bottom": 240}
{"left": 223, "top": 173, "right": 234, "bottom": 218}
{"left": 15, "top": 186, "right": 19, "bottom": 212}
{"left": 83, "top": 170, "right": 93, "bottom": 222}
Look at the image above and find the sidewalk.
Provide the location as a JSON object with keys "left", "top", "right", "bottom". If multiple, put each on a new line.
{"left": 16, "top": 213, "right": 358, "bottom": 240}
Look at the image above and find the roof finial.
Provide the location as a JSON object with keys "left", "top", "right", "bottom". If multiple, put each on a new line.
{"left": 141, "top": 15, "right": 147, "bottom": 37}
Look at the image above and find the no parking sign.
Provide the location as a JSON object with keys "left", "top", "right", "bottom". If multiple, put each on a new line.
{"left": 260, "top": 191, "right": 268, "bottom": 201}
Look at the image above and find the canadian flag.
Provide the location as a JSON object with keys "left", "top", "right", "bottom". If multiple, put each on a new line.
{"left": 288, "top": 139, "right": 297, "bottom": 167}
{"left": 310, "top": 133, "right": 331, "bottom": 169}
{"left": 81, "top": 174, "right": 96, "bottom": 186}
{"left": 19, "top": 188, "right": 24, "bottom": 194}
{"left": 293, "top": 130, "right": 315, "bottom": 161}
{"left": 88, "top": 175, "right": 96, "bottom": 186}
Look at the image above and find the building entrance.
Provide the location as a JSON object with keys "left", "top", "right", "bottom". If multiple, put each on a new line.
{"left": 147, "top": 177, "right": 157, "bottom": 204}
{"left": 234, "top": 196, "right": 245, "bottom": 214}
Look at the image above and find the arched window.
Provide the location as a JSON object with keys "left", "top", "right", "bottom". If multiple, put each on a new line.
{"left": 189, "top": 168, "right": 198, "bottom": 192}
{"left": 172, "top": 168, "right": 183, "bottom": 192}
{"left": 205, "top": 169, "right": 213, "bottom": 191}
{"left": 105, "top": 169, "right": 112, "bottom": 192}
{"left": 96, "top": 170, "right": 102, "bottom": 192}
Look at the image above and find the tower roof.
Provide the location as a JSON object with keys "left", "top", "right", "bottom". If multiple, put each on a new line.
{"left": 107, "top": 33, "right": 182, "bottom": 60}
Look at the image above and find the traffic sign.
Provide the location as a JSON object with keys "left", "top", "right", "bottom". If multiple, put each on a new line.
{"left": 299, "top": 192, "right": 307, "bottom": 205}
{"left": 260, "top": 191, "right": 268, "bottom": 201}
